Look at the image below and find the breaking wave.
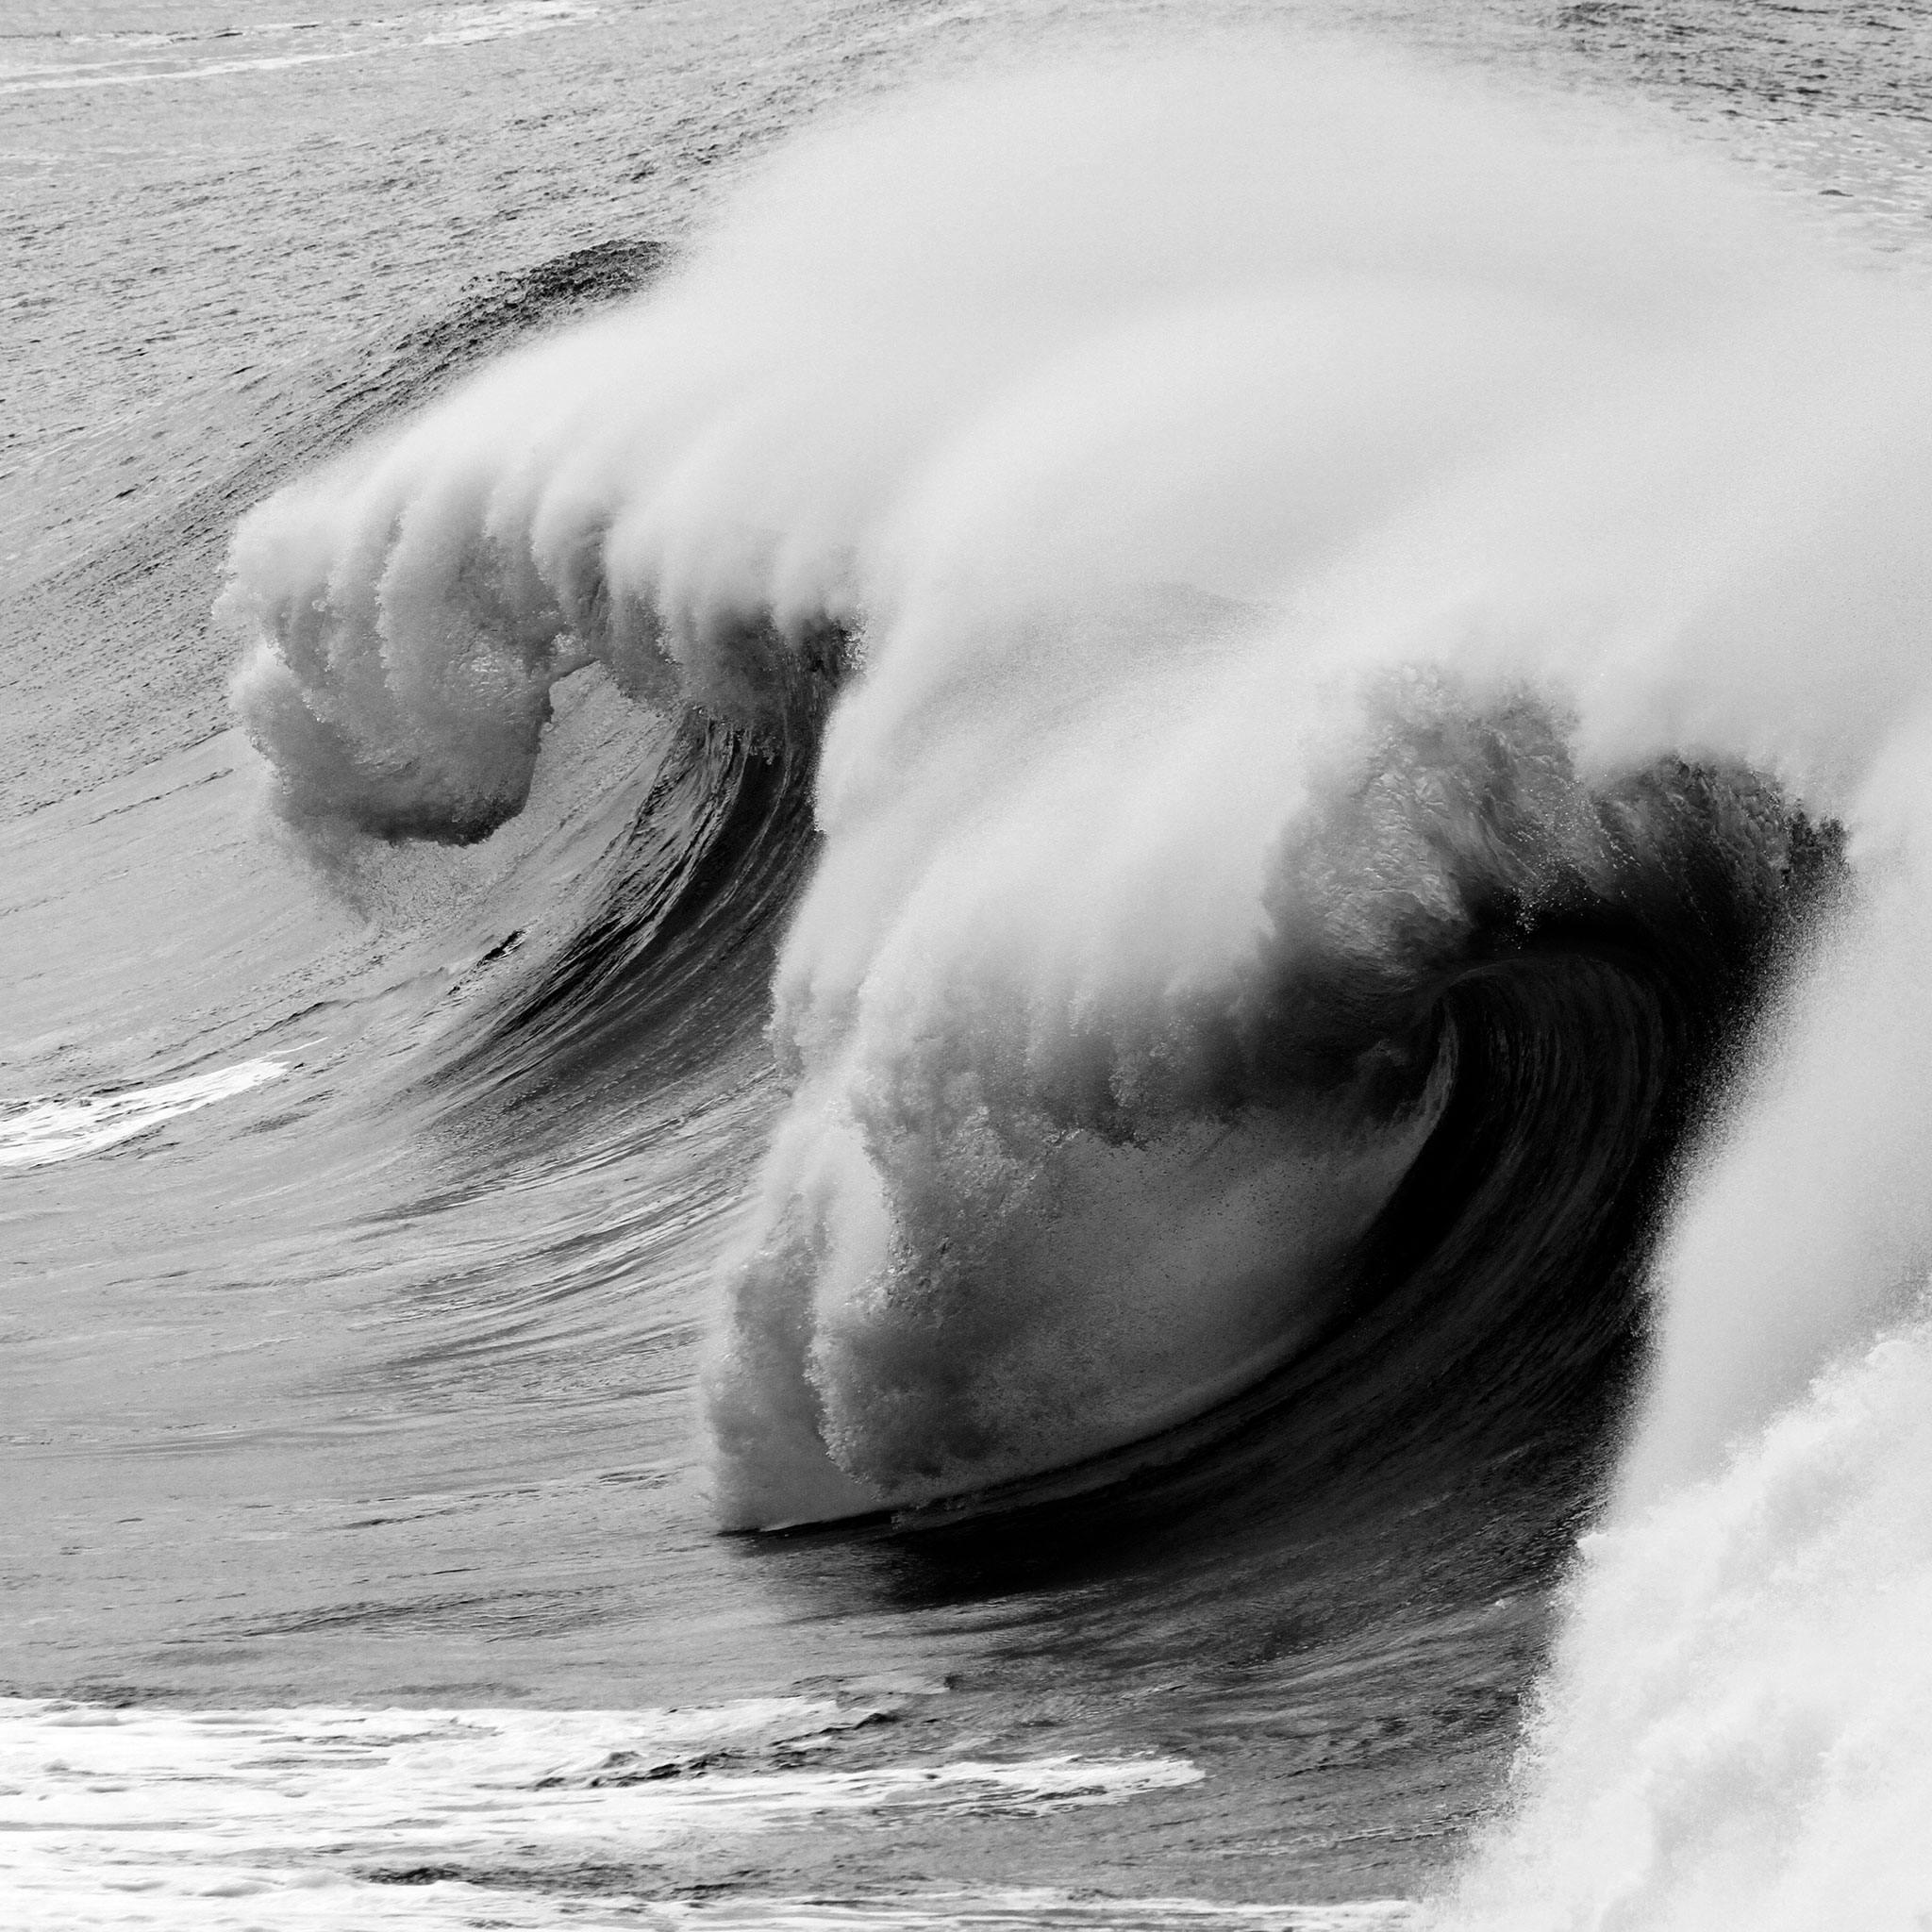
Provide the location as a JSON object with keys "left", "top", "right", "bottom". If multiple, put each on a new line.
{"left": 220, "top": 38, "right": 1932, "bottom": 1924}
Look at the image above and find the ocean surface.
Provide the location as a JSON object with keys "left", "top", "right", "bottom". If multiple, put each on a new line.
{"left": 4, "top": 3, "right": 1931, "bottom": 1927}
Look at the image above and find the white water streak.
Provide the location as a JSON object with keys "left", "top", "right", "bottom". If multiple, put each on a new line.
{"left": 0, "top": 1058, "right": 285, "bottom": 1171}
{"left": 0, "top": 5, "right": 599, "bottom": 94}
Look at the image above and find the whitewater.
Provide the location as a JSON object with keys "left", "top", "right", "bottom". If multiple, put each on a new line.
{"left": 5, "top": 2, "right": 1931, "bottom": 1927}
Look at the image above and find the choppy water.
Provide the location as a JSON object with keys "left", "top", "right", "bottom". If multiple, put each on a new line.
{"left": 5, "top": 3, "right": 1931, "bottom": 1928}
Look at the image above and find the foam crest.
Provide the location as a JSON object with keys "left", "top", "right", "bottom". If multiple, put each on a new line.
{"left": 222, "top": 42, "right": 1801, "bottom": 843}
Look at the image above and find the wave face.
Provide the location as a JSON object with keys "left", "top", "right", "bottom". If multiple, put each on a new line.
{"left": 219, "top": 39, "right": 1932, "bottom": 1922}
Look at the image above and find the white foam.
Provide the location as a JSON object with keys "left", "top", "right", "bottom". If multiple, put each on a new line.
{"left": 1433, "top": 1306, "right": 1932, "bottom": 1932}
{"left": 0, "top": 1058, "right": 286, "bottom": 1171}
{"left": 0, "top": 1697, "right": 1210, "bottom": 1930}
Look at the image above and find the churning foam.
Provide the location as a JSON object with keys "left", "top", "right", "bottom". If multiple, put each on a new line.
{"left": 1432, "top": 1303, "right": 1932, "bottom": 1931}
{"left": 0, "top": 1694, "right": 1207, "bottom": 1929}
{"left": 223, "top": 38, "right": 1932, "bottom": 1922}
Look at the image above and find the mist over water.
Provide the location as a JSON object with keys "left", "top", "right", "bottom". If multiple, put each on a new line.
{"left": 9, "top": 4, "right": 1932, "bottom": 1925}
